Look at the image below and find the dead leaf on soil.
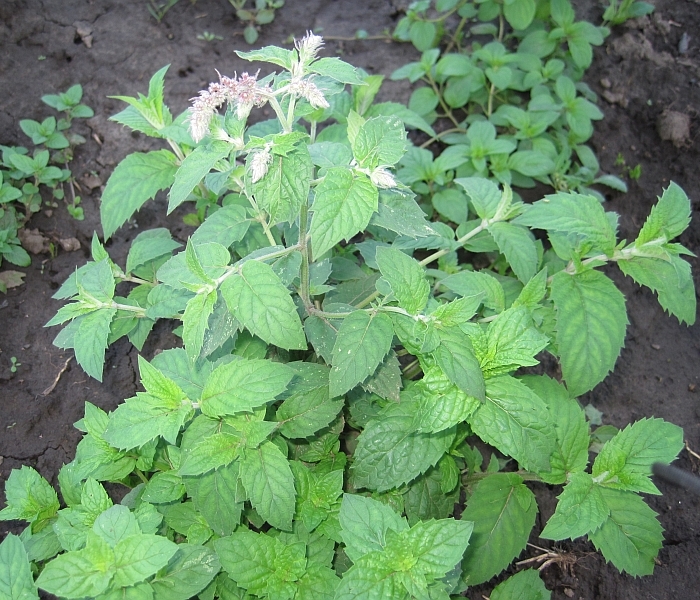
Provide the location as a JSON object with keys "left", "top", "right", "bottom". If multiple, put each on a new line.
{"left": 58, "top": 237, "right": 81, "bottom": 252}
{"left": 0, "top": 270, "right": 26, "bottom": 293}
{"left": 19, "top": 228, "right": 50, "bottom": 254}
{"left": 73, "top": 21, "right": 94, "bottom": 48}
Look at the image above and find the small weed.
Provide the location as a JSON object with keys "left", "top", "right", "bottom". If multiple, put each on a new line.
{"left": 9, "top": 357, "right": 20, "bottom": 373}
{"left": 197, "top": 31, "right": 223, "bottom": 42}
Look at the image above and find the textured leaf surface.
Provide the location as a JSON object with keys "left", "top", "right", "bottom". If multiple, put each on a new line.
{"left": 551, "top": 270, "right": 628, "bottom": 397}
{"left": 588, "top": 487, "right": 663, "bottom": 576}
{"left": 168, "top": 142, "right": 229, "bottom": 213}
{"left": 490, "top": 569, "right": 550, "bottom": 600}
{"left": 488, "top": 221, "right": 538, "bottom": 283}
{"left": 101, "top": 150, "right": 177, "bottom": 239}
{"left": 375, "top": 247, "right": 429, "bottom": 314}
{"left": 0, "top": 534, "right": 38, "bottom": 600}
{"left": 240, "top": 441, "right": 296, "bottom": 530}
{"left": 592, "top": 418, "right": 683, "bottom": 494}
{"left": 222, "top": 260, "right": 306, "bottom": 350}
{"left": 183, "top": 462, "right": 242, "bottom": 536}
{"left": 0, "top": 466, "right": 59, "bottom": 524}
{"left": 470, "top": 376, "right": 554, "bottom": 473}
{"left": 310, "top": 168, "right": 378, "bottom": 258}
{"left": 636, "top": 182, "right": 691, "bottom": 245}
{"left": 112, "top": 534, "right": 179, "bottom": 588}
{"left": 434, "top": 325, "right": 485, "bottom": 401}
{"left": 460, "top": 473, "right": 537, "bottom": 586}
{"left": 329, "top": 310, "right": 393, "bottom": 397}
{"left": 150, "top": 544, "right": 220, "bottom": 600}
{"left": 352, "top": 403, "right": 453, "bottom": 492}
{"left": 199, "top": 358, "right": 293, "bottom": 417}
{"left": 541, "top": 472, "right": 609, "bottom": 540}
{"left": 74, "top": 308, "right": 116, "bottom": 382}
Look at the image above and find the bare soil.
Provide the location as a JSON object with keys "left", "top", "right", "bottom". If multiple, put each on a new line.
{"left": 1, "top": 1, "right": 699, "bottom": 598}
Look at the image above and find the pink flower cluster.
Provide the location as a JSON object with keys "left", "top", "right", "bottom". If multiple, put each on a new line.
{"left": 188, "top": 71, "right": 269, "bottom": 142}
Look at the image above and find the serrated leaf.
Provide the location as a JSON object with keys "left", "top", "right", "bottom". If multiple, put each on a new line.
{"left": 240, "top": 440, "right": 296, "bottom": 530}
{"left": 513, "top": 192, "right": 617, "bottom": 256}
{"left": 310, "top": 168, "right": 378, "bottom": 258}
{"left": 370, "top": 189, "right": 437, "bottom": 238}
{"left": 592, "top": 418, "right": 683, "bottom": 494}
{"left": 441, "top": 270, "right": 505, "bottom": 313}
{"left": 404, "top": 467, "right": 459, "bottom": 526}
{"left": 460, "top": 473, "right": 537, "bottom": 586}
{"left": 183, "top": 462, "right": 242, "bottom": 536}
{"left": 490, "top": 569, "right": 550, "bottom": 600}
{"left": 489, "top": 222, "right": 538, "bottom": 283}
{"left": 588, "top": 487, "right": 663, "bottom": 576}
{"left": 191, "top": 204, "right": 251, "bottom": 247}
{"left": 0, "top": 466, "right": 59, "bottom": 525}
{"left": 92, "top": 505, "right": 140, "bottom": 548}
{"left": 375, "top": 247, "right": 429, "bottom": 314}
{"left": 125, "top": 228, "right": 181, "bottom": 274}
{"left": 169, "top": 142, "right": 230, "bottom": 213}
{"left": 221, "top": 260, "right": 306, "bottom": 350}
{"left": 414, "top": 366, "right": 480, "bottom": 433}
{"left": 339, "top": 494, "right": 409, "bottom": 562}
{"left": 518, "top": 375, "right": 589, "bottom": 483}
{"left": 309, "top": 57, "right": 365, "bottom": 84}
{"left": 434, "top": 326, "right": 485, "bottom": 401}
{"left": 150, "top": 543, "right": 221, "bottom": 600}
{"left": 101, "top": 150, "right": 178, "bottom": 239}
{"left": 103, "top": 392, "right": 193, "bottom": 449}
{"left": 352, "top": 403, "right": 454, "bottom": 492}
{"left": 199, "top": 357, "right": 293, "bottom": 417}
{"left": 0, "top": 534, "right": 39, "bottom": 600}
{"left": 351, "top": 116, "right": 407, "bottom": 169}
{"left": 329, "top": 310, "right": 393, "bottom": 397}
{"left": 455, "top": 177, "right": 501, "bottom": 220}
{"left": 182, "top": 290, "right": 217, "bottom": 361}
{"left": 178, "top": 432, "right": 243, "bottom": 476}
{"left": 333, "top": 554, "right": 404, "bottom": 600}
{"left": 619, "top": 255, "right": 696, "bottom": 325}
{"left": 550, "top": 270, "right": 628, "bottom": 397}
{"left": 361, "top": 352, "right": 402, "bottom": 402}
{"left": 250, "top": 144, "right": 312, "bottom": 225}
{"left": 541, "top": 472, "right": 609, "bottom": 541}
{"left": 112, "top": 534, "right": 179, "bottom": 588}
{"left": 636, "top": 182, "right": 691, "bottom": 245}
{"left": 399, "top": 518, "right": 473, "bottom": 578}
{"left": 470, "top": 376, "right": 554, "bottom": 473}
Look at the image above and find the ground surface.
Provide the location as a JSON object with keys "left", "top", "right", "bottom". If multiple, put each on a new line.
{"left": 1, "top": 1, "right": 699, "bottom": 598}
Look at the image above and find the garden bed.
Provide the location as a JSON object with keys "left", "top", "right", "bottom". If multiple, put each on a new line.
{"left": 1, "top": 0, "right": 699, "bottom": 598}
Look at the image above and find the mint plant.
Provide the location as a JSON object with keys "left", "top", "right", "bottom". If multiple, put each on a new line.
{"left": 0, "top": 84, "right": 92, "bottom": 271}
{"left": 1, "top": 34, "right": 696, "bottom": 599}
{"left": 390, "top": 0, "right": 627, "bottom": 227}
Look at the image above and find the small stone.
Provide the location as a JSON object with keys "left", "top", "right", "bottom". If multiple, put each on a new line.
{"left": 689, "top": 383, "right": 696, "bottom": 392}
{"left": 652, "top": 343, "right": 661, "bottom": 350}
{"left": 19, "top": 228, "right": 50, "bottom": 254}
{"left": 564, "top": 589, "right": 575, "bottom": 598}
{"left": 44, "top": 209, "right": 53, "bottom": 217}
{"left": 600, "top": 77, "right": 612, "bottom": 89}
{"left": 58, "top": 238, "right": 81, "bottom": 252}
{"left": 657, "top": 110, "right": 691, "bottom": 147}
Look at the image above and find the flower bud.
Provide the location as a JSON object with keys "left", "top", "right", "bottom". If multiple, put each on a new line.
{"left": 250, "top": 149, "right": 273, "bottom": 183}
{"left": 370, "top": 167, "right": 397, "bottom": 189}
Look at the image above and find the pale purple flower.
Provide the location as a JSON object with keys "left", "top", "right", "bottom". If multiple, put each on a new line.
{"left": 187, "top": 71, "right": 270, "bottom": 142}
{"left": 249, "top": 148, "right": 273, "bottom": 183}
{"left": 295, "top": 31, "right": 324, "bottom": 64}
{"left": 290, "top": 78, "right": 329, "bottom": 109}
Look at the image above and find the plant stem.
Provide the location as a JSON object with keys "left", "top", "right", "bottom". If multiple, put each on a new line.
{"left": 134, "top": 469, "right": 149, "bottom": 485}
{"left": 426, "top": 74, "right": 462, "bottom": 129}
{"left": 298, "top": 202, "right": 312, "bottom": 311}
{"left": 269, "top": 96, "right": 291, "bottom": 133}
{"left": 419, "top": 127, "right": 467, "bottom": 149}
{"left": 486, "top": 82, "right": 496, "bottom": 117}
{"left": 257, "top": 215, "right": 277, "bottom": 246}
{"left": 419, "top": 219, "right": 489, "bottom": 267}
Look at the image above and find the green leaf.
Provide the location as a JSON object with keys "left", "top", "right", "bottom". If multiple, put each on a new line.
{"left": 0, "top": 466, "right": 59, "bottom": 525}
{"left": 92, "top": 505, "right": 140, "bottom": 548}
{"left": 236, "top": 45, "right": 294, "bottom": 68}
{"left": 333, "top": 555, "right": 403, "bottom": 600}
{"left": 221, "top": 260, "right": 306, "bottom": 350}
{"left": 169, "top": 142, "right": 229, "bottom": 213}
{"left": 400, "top": 518, "right": 473, "bottom": 578}
{"left": 371, "top": 189, "right": 437, "bottom": 239}
{"left": 103, "top": 391, "right": 193, "bottom": 449}
{"left": 375, "top": 247, "right": 429, "bottom": 314}
{"left": 460, "top": 473, "right": 537, "bottom": 586}
{"left": 592, "top": 418, "right": 683, "bottom": 494}
{"left": 184, "top": 462, "right": 242, "bottom": 536}
{"left": 179, "top": 432, "right": 243, "bottom": 476}
{"left": 404, "top": 467, "right": 459, "bottom": 526}
{"left": 352, "top": 116, "right": 407, "bottom": 169}
{"left": 518, "top": 375, "right": 589, "bottom": 483}
{"left": 292, "top": 462, "right": 343, "bottom": 532}
{"left": 470, "top": 376, "right": 555, "bottom": 473}
{"left": 442, "top": 270, "right": 505, "bottom": 313}
{"left": 619, "top": 255, "right": 696, "bottom": 325}
{"left": 125, "top": 228, "right": 181, "bottom": 274}
{"left": 240, "top": 440, "right": 296, "bottom": 530}
{"left": 339, "top": 494, "right": 408, "bottom": 562}
{"left": 414, "top": 366, "right": 480, "bottom": 433}
{"left": 329, "top": 310, "right": 394, "bottom": 397}
{"left": 0, "top": 534, "right": 39, "bottom": 600}
{"left": 215, "top": 530, "right": 305, "bottom": 598}
{"left": 434, "top": 325, "right": 485, "bottom": 401}
{"left": 550, "top": 270, "right": 628, "bottom": 397}
{"left": 310, "top": 168, "right": 378, "bottom": 258}
{"left": 72, "top": 306, "right": 115, "bottom": 381}
{"left": 250, "top": 144, "right": 313, "bottom": 225}
{"left": 276, "top": 363, "right": 343, "bottom": 438}
{"left": 588, "top": 487, "right": 663, "bottom": 576}
{"left": 183, "top": 290, "right": 217, "bottom": 361}
{"left": 101, "top": 150, "right": 178, "bottom": 239}
{"left": 36, "top": 532, "right": 115, "bottom": 599}
{"left": 636, "top": 182, "right": 691, "bottom": 245}
{"left": 199, "top": 357, "right": 293, "bottom": 417}
{"left": 541, "top": 472, "right": 609, "bottom": 540}
{"left": 503, "top": 0, "right": 536, "bottom": 30}
{"left": 490, "top": 569, "right": 550, "bottom": 600}
{"left": 190, "top": 204, "right": 251, "bottom": 247}
{"left": 488, "top": 222, "right": 538, "bottom": 283}
{"left": 352, "top": 403, "right": 454, "bottom": 492}
{"left": 361, "top": 352, "right": 402, "bottom": 402}
{"left": 513, "top": 192, "right": 617, "bottom": 257}
{"left": 309, "top": 57, "right": 365, "bottom": 85}
{"left": 112, "top": 533, "right": 179, "bottom": 588}
{"left": 410, "top": 19, "right": 437, "bottom": 51}
{"left": 151, "top": 544, "right": 220, "bottom": 600}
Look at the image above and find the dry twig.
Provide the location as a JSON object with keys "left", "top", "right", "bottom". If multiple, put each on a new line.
{"left": 42, "top": 356, "right": 72, "bottom": 396}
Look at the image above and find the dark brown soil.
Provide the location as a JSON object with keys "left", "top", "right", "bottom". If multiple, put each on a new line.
{"left": 1, "top": 1, "right": 699, "bottom": 598}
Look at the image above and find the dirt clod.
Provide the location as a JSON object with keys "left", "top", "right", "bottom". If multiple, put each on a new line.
{"left": 657, "top": 110, "right": 691, "bottom": 147}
